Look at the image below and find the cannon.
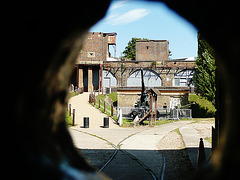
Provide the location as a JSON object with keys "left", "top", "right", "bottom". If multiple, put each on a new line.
{"left": 129, "top": 68, "right": 150, "bottom": 124}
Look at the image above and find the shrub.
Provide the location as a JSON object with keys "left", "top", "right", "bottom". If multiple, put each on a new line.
{"left": 189, "top": 94, "right": 216, "bottom": 118}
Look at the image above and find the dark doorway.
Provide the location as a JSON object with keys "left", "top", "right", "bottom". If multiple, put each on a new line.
{"left": 92, "top": 66, "right": 99, "bottom": 91}
{"left": 71, "top": 66, "right": 77, "bottom": 88}
{"left": 83, "top": 66, "right": 88, "bottom": 92}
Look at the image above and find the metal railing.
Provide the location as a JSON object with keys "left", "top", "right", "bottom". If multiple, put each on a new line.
{"left": 169, "top": 109, "right": 192, "bottom": 120}
{"left": 117, "top": 107, "right": 192, "bottom": 120}
{"left": 89, "top": 91, "right": 117, "bottom": 119}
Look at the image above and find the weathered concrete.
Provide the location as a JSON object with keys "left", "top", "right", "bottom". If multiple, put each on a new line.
{"left": 69, "top": 118, "right": 214, "bottom": 179}
{"left": 69, "top": 120, "right": 198, "bottom": 179}
{"left": 179, "top": 120, "right": 214, "bottom": 169}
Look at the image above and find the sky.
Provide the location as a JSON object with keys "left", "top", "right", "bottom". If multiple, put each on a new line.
{"left": 90, "top": 0, "right": 198, "bottom": 59}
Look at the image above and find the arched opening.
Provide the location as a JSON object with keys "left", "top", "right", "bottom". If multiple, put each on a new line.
{"left": 102, "top": 69, "right": 117, "bottom": 90}
{"left": 173, "top": 69, "right": 194, "bottom": 87}
{"left": 127, "top": 69, "right": 162, "bottom": 87}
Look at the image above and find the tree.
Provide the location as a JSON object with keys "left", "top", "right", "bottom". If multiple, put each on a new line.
{"left": 193, "top": 33, "right": 216, "bottom": 106}
{"left": 122, "top": 38, "right": 148, "bottom": 60}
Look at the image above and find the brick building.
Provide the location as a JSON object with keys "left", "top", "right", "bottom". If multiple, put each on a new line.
{"left": 73, "top": 32, "right": 117, "bottom": 92}
{"left": 72, "top": 32, "right": 195, "bottom": 99}
{"left": 72, "top": 32, "right": 196, "bottom": 111}
{"left": 136, "top": 40, "right": 169, "bottom": 61}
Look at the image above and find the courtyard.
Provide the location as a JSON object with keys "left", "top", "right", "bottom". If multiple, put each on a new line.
{"left": 68, "top": 93, "right": 214, "bottom": 179}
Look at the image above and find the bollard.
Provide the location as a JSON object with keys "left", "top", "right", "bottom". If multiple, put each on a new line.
{"left": 111, "top": 104, "right": 113, "bottom": 117}
{"left": 197, "top": 138, "right": 206, "bottom": 170}
{"left": 72, "top": 109, "right": 75, "bottom": 126}
{"left": 119, "top": 108, "right": 123, "bottom": 126}
{"left": 83, "top": 117, "right": 89, "bottom": 128}
{"left": 103, "top": 117, "right": 109, "bottom": 128}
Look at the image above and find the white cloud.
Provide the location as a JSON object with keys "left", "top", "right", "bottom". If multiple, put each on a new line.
{"left": 109, "top": 0, "right": 127, "bottom": 10}
{"left": 106, "top": 8, "right": 150, "bottom": 25}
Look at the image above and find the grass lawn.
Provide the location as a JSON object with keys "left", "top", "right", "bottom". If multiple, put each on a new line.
{"left": 121, "top": 118, "right": 175, "bottom": 127}
{"left": 189, "top": 94, "right": 216, "bottom": 118}
{"left": 65, "top": 110, "right": 73, "bottom": 127}
{"left": 121, "top": 118, "right": 215, "bottom": 127}
{"left": 65, "top": 110, "right": 78, "bottom": 127}
{"left": 90, "top": 92, "right": 118, "bottom": 122}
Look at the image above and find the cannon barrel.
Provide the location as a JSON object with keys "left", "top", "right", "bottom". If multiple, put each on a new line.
{"left": 140, "top": 68, "right": 146, "bottom": 104}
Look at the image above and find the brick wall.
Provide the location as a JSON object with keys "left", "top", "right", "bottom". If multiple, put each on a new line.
{"left": 75, "top": 32, "right": 106, "bottom": 62}
{"left": 136, "top": 40, "right": 169, "bottom": 61}
{"left": 75, "top": 32, "right": 117, "bottom": 63}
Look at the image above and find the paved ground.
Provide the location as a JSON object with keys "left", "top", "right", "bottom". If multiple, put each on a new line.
{"left": 68, "top": 93, "right": 214, "bottom": 179}
{"left": 68, "top": 93, "right": 119, "bottom": 129}
{"left": 179, "top": 120, "right": 214, "bottom": 169}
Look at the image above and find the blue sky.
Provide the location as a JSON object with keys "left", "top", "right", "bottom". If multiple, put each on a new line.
{"left": 90, "top": 0, "right": 198, "bottom": 59}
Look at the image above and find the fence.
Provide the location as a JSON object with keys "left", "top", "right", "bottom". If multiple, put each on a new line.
{"left": 118, "top": 107, "right": 146, "bottom": 120}
{"left": 117, "top": 107, "right": 192, "bottom": 120}
{"left": 89, "top": 91, "right": 192, "bottom": 124}
{"left": 89, "top": 92, "right": 117, "bottom": 119}
{"left": 169, "top": 109, "right": 192, "bottom": 120}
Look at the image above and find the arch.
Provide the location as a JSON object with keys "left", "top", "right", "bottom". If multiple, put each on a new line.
{"left": 127, "top": 69, "right": 162, "bottom": 87}
{"left": 102, "top": 69, "right": 117, "bottom": 88}
{"left": 173, "top": 69, "right": 195, "bottom": 87}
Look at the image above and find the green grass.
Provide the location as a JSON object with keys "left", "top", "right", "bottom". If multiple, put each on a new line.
{"left": 108, "top": 92, "right": 117, "bottom": 102}
{"left": 121, "top": 119, "right": 134, "bottom": 127}
{"left": 91, "top": 92, "right": 118, "bottom": 122}
{"left": 143, "top": 119, "right": 174, "bottom": 126}
{"left": 205, "top": 137, "right": 212, "bottom": 144}
{"left": 189, "top": 94, "right": 216, "bottom": 111}
{"left": 189, "top": 94, "right": 216, "bottom": 118}
{"left": 121, "top": 119, "right": 174, "bottom": 127}
{"left": 65, "top": 110, "right": 73, "bottom": 127}
{"left": 95, "top": 94, "right": 106, "bottom": 102}
{"left": 95, "top": 92, "right": 117, "bottom": 103}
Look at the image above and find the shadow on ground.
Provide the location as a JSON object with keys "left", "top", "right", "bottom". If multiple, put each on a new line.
{"left": 77, "top": 148, "right": 211, "bottom": 180}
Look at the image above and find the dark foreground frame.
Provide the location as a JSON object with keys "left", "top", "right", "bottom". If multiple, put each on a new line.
{"left": 9, "top": 0, "right": 239, "bottom": 179}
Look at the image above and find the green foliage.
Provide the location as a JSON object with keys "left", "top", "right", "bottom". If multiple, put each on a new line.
{"left": 65, "top": 110, "right": 73, "bottom": 127}
{"left": 189, "top": 94, "right": 216, "bottom": 118}
{"left": 122, "top": 38, "right": 148, "bottom": 60}
{"left": 108, "top": 92, "right": 117, "bottom": 102}
{"left": 91, "top": 92, "right": 118, "bottom": 121}
{"left": 193, "top": 34, "right": 216, "bottom": 106}
{"left": 95, "top": 94, "right": 106, "bottom": 102}
{"left": 152, "top": 61, "right": 156, "bottom": 66}
{"left": 95, "top": 92, "right": 117, "bottom": 103}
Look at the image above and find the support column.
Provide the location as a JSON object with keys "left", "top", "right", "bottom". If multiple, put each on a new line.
{"left": 99, "top": 64, "right": 102, "bottom": 92}
{"left": 76, "top": 65, "right": 79, "bottom": 88}
{"left": 88, "top": 66, "right": 93, "bottom": 92}
{"left": 78, "top": 66, "right": 83, "bottom": 89}
{"left": 161, "top": 74, "right": 174, "bottom": 87}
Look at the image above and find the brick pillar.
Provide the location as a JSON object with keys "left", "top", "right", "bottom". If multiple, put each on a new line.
{"left": 88, "top": 66, "right": 93, "bottom": 92}
{"left": 78, "top": 67, "right": 83, "bottom": 88}
{"left": 161, "top": 74, "right": 174, "bottom": 87}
